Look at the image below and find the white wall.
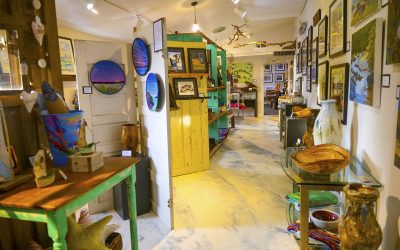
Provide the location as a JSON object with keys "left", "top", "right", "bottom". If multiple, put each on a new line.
{"left": 295, "top": 1, "right": 400, "bottom": 249}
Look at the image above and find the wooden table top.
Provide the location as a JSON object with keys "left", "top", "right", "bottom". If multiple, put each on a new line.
{"left": 0, "top": 157, "right": 140, "bottom": 211}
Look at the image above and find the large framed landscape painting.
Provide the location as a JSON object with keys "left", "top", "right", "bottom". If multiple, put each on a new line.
{"left": 330, "top": 63, "right": 349, "bottom": 125}
{"left": 386, "top": 0, "right": 400, "bottom": 65}
{"left": 350, "top": 18, "right": 382, "bottom": 107}
{"left": 351, "top": 0, "right": 379, "bottom": 26}
{"left": 329, "top": 0, "right": 347, "bottom": 57}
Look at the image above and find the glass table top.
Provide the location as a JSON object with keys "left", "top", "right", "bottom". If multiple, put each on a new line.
{"left": 281, "top": 147, "right": 382, "bottom": 187}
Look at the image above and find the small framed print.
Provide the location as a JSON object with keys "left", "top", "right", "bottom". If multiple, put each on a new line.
{"left": 382, "top": 74, "right": 390, "bottom": 88}
{"left": 187, "top": 48, "right": 208, "bottom": 73}
{"left": 275, "top": 64, "right": 285, "bottom": 71}
{"left": 275, "top": 73, "right": 284, "bottom": 82}
{"left": 153, "top": 18, "right": 164, "bottom": 52}
{"left": 173, "top": 78, "right": 199, "bottom": 99}
{"left": 82, "top": 86, "right": 93, "bottom": 94}
{"left": 397, "top": 85, "right": 400, "bottom": 99}
{"left": 167, "top": 47, "right": 186, "bottom": 73}
{"left": 265, "top": 64, "right": 272, "bottom": 71}
{"left": 264, "top": 73, "right": 273, "bottom": 83}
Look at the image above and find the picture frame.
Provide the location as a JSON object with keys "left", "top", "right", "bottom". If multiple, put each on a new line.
{"left": 153, "top": 18, "right": 164, "bottom": 52}
{"left": 397, "top": 85, "right": 400, "bottom": 100}
{"left": 317, "top": 61, "right": 329, "bottom": 105}
{"left": 301, "top": 37, "right": 308, "bottom": 74}
{"left": 58, "top": 37, "right": 76, "bottom": 76}
{"left": 169, "top": 84, "right": 178, "bottom": 109}
{"left": 187, "top": 48, "right": 208, "bottom": 73}
{"left": 82, "top": 86, "right": 93, "bottom": 94}
{"left": 382, "top": 74, "right": 390, "bottom": 88}
{"left": 296, "top": 53, "right": 301, "bottom": 73}
{"left": 329, "top": 0, "right": 347, "bottom": 58}
{"left": 275, "top": 64, "right": 285, "bottom": 71}
{"left": 275, "top": 73, "right": 284, "bottom": 82}
{"left": 264, "top": 73, "right": 273, "bottom": 83}
{"left": 307, "top": 26, "right": 313, "bottom": 64}
{"left": 167, "top": 47, "right": 186, "bottom": 73}
{"left": 351, "top": 0, "right": 379, "bottom": 27}
{"left": 311, "top": 38, "right": 318, "bottom": 84}
{"left": 386, "top": 0, "right": 400, "bottom": 65}
{"left": 307, "top": 66, "right": 312, "bottom": 92}
{"left": 264, "top": 64, "right": 272, "bottom": 71}
{"left": 295, "top": 77, "right": 302, "bottom": 93}
{"left": 173, "top": 78, "right": 199, "bottom": 99}
{"left": 318, "top": 15, "right": 328, "bottom": 58}
{"left": 330, "top": 63, "right": 349, "bottom": 125}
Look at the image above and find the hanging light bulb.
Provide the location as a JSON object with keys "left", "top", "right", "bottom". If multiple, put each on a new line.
{"left": 191, "top": 1, "right": 200, "bottom": 32}
{"left": 231, "top": 0, "right": 240, "bottom": 5}
{"left": 86, "top": 1, "right": 98, "bottom": 14}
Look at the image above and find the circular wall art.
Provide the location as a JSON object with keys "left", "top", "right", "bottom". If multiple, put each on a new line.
{"left": 89, "top": 60, "right": 126, "bottom": 95}
{"left": 146, "top": 73, "right": 162, "bottom": 111}
{"left": 132, "top": 38, "right": 150, "bottom": 76}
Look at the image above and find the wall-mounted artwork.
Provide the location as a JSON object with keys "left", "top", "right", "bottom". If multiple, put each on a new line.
{"left": 311, "top": 38, "right": 318, "bottom": 84}
{"left": 330, "top": 63, "right": 349, "bottom": 125}
{"left": 275, "top": 73, "right": 284, "bottom": 82}
{"left": 350, "top": 18, "right": 382, "bottom": 107}
{"left": 187, "top": 48, "right": 208, "bottom": 73}
{"left": 173, "top": 78, "right": 199, "bottom": 99}
{"left": 89, "top": 60, "right": 126, "bottom": 95}
{"left": 265, "top": 64, "right": 272, "bottom": 71}
{"left": 167, "top": 47, "right": 186, "bottom": 73}
{"left": 58, "top": 37, "right": 76, "bottom": 76}
{"left": 132, "top": 38, "right": 150, "bottom": 76}
{"left": 275, "top": 64, "right": 285, "bottom": 71}
{"left": 318, "top": 16, "right": 328, "bottom": 58}
{"left": 307, "top": 26, "right": 313, "bottom": 64}
{"left": 229, "top": 62, "right": 253, "bottom": 86}
{"left": 146, "top": 73, "right": 161, "bottom": 111}
{"left": 301, "top": 37, "right": 308, "bottom": 74}
{"left": 318, "top": 61, "right": 329, "bottom": 105}
{"left": 264, "top": 73, "right": 273, "bottom": 83}
{"left": 395, "top": 101, "right": 400, "bottom": 169}
{"left": 307, "top": 66, "right": 312, "bottom": 92}
{"left": 295, "top": 77, "right": 302, "bottom": 93}
{"left": 386, "top": 0, "right": 400, "bottom": 65}
{"left": 296, "top": 53, "right": 301, "bottom": 73}
{"left": 329, "top": 0, "right": 347, "bottom": 57}
{"left": 351, "top": 0, "right": 379, "bottom": 26}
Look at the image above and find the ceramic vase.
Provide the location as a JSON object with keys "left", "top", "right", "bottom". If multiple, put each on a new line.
{"left": 340, "top": 184, "right": 382, "bottom": 250}
{"left": 121, "top": 124, "right": 139, "bottom": 154}
{"left": 313, "top": 99, "right": 342, "bottom": 145}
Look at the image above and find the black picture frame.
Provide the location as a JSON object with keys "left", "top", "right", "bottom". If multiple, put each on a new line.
{"left": 187, "top": 48, "right": 208, "bottom": 73}
{"left": 169, "top": 84, "right": 178, "bottom": 109}
{"left": 275, "top": 64, "right": 285, "bottom": 71}
{"left": 329, "top": 0, "right": 347, "bottom": 58}
{"left": 301, "top": 37, "right": 308, "bottom": 75}
{"left": 82, "top": 86, "right": 93, "bottom": 94}
{"left": 264, "top": 73, "right": 273, "bottom": 83}
{"left": 153, "top": 18, "right": 164, "bottom": 52}
{"left": 275, "top": 73, "right": 284, "bottom": 82}
{"left": 382, "top": 74, "right": 391, "bottom": 88}
{"left": 167, "top": 47, "right": 186, "bottom": 73}
{"left": 307, "top": 66, "right": 312, "bottom": 92}
{"left": 296, "top": 52, "right": 301, "bottom": 73}
{"left": 311, "top": 38, "right": 318, "bottom": 84}
{"left": 308, "top": 26, "right": 313, "bottom": 64}
{"left": 318, "top": 15, "right": 328, "bottom": 58}
{"left": 265, "top": 64, "right": 272, "bottom": 71}
{"left": 317, "top": 61, "right": 329, "bottom": 105}
{"left": 173, "top": 78, "right": 199, "bottom": 99}
{"left": 397, "top": 85, "right": 400, "bottom": 99}
{"left": 329, "top": 63, "right": 349, "bottom": 125}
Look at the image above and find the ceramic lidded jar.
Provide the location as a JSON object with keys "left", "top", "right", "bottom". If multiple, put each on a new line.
{"left": 121, "top": 124, "right": 139, "bottom": 154}
{"left": 313, "top": 99, "right": 342, "bottom": 145}
{"left": 340, "top": 184, "right": 382, "bottom": 250}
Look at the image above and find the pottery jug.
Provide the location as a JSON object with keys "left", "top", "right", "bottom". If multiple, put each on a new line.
{"left": 340, "top": 183, "right": 382, "bottom": 250}
{"left": 121, "top": 124, "right": 139, "bottom": 154}
{"left": 313, "top": 99, "right": 342, "bottom": 145}
{"left": 292, "top": 94, "right": 305, "bottom": 104}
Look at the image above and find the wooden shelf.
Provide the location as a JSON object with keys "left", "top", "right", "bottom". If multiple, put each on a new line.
{"left": 207, "top": 86, "right": 225, "bottom": 92}
{"left": 208, "top": 110, "right": 228, "bottom": 125}
{"left": 169, "top": 73, "right": 209, "bottom": 78}
{"left": 170, "top": 107, "right": 180, "bottom": 111}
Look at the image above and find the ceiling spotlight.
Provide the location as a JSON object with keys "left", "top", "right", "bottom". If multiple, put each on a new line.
{"left": 191, "top": 1, "right": 200, "bottom": 32}
{"left": 231, "top": 0, "right": 240, "bottom": 4}
{"left": 234, "top": 5, "right": 247, "bottom": 18}
{"left": 86, "top": 1, "right": 98, "bottom": 14}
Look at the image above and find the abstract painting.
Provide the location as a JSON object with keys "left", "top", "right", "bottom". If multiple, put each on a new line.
{"left": 132, "top": 38, "right": 150, "bottom": 76}
{"left": 350, "top": 18, "right": 382, "bottom": 107}
{"left": 90, "top": 60, "right": 126, "bottom": 95}
{"left": 173, "top": 78, "right": 198, "bottom": 99}
{"left": 318, "top": 16, "right": 328, "bottom": 58}
{"left": 329, "top": 0, "right": 347, "bottom": 57}
{"left": 167, "top": 47, "right": 186, "bottom": 73}
{"left": 386, "top": 0, "right": 400, "bottom": 65}
{"left": 396, "top": 100, "right": 400, "bottom": 169}
{"left": 188, "top": 48, "right": 208, "bottom": 73}
{"left": 146, "top": 73, "right": 161, "bottom": 111}
{"left": 351, "top": 0, "right": 379, "bottom": 26}
{"left": 318, "top": 61, "right": 329, "bottom": 105}
{"left": 330, "top": 63, "right": 349, "bottom": 125}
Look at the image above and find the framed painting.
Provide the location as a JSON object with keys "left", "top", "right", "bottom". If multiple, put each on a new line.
{"left": 173, "top": 78, "right": 199, "bottom": 99}
{"left": 132, "top": 38, "right": 150, "bottom": 76}
{"left": 295, "top": 77, "right": 302, "bottom": 93}
{"left": 317, "top": 61, "right": 329, "bottom": 105}
{"left": 89, "top": 60, "right": 126, "bottom": 95}
{"left": 275, "top": 64, "right": 285, "bottom": 71}
{"left": 146, "top": 73, "right": 162, "bottom": 111}
{"left": 264, "top": 73, "right": 273, "bottom": 83}
{"left": 58, "top": 37, "right": 76, "bottom": 76}
{"left": 386, "top": 0, "right": 400, "bottom": 65}
{"left": 167, "top": 47, "right": 186, "bottom": 73}
{"left": 307, "top": 26, "right": 313, "bottom": 64}
{"left": 395, "top": 100, "right": 400, "bottom": 169}
{"left": 382, "top": 74, "right": 390, "bottom": 88}
{"left": 351, "top": 0, "right": 379, "bottom": 26}
{"left": 330, "top": 63, "right": 349, "bottom": 125}
{"left": 187, "top": 48, "right": 208, "bottom": 73}
{"left": 307, "top": 66, "right": 312, "bottom": 92}
{"left": 318, "top": 15, "right": 328, "bottom": 58}
{"left": 350, "top": 18, "right": 383, "bottom": 107}
{"left": 329, "top": 0, "right": 347, "bottom": 58}
{"left": 275, "top": 73, "right": 284, "bottom": 82}
{"left": 301, "top": 37, "right": 308, "bottom": 74}
{"left": 153, "top": 18, "right": 164, "bottom": 52}
{"left": 311, "top": 38, "right": 318, "bottom": 84}
{"left": 265, "top": 64, "right": 272, "bottom": 71}
{"left": 296, "top": 52, "right": 301, "bottom": 73}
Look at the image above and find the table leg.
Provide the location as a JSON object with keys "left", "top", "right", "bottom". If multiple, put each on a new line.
{"left": 300, "top": 186, "right": 309, "bottom": 250}
{"left": 127, "top": 166, "right": 139, "bottom": 250}
{"left": 47, "top": 211, "right": 68, "bottom": 250}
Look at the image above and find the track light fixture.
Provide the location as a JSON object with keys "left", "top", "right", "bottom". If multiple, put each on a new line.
{"left": 231, "top": 0, "right": 240, "bottom": 5}
{"left": 191, "top": 1, "right": 200, "bottom": 32}
{"left": 86, "top": 0, "right": 98, "bottom": 14}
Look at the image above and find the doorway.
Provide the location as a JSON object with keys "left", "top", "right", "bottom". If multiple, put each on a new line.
{"left": 264, "top": 63, "right": 288, "bottom": 115}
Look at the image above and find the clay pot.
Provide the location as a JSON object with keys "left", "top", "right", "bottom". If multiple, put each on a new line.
{"left": 121, "top": 124, "right": 139, "bottom": 154}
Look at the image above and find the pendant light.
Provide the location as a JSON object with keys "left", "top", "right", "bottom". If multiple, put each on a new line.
{"left": 191, "top": 1, "right": 200, "bottom": 32}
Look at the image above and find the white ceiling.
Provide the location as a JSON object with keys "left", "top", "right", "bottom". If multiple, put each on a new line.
{"left": 55, "top": 0, "right": 305, "bottom": 56}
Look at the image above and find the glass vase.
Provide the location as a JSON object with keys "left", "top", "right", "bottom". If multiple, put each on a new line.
{"left": 313, "top": 99, "right": 342, "bottom": 145}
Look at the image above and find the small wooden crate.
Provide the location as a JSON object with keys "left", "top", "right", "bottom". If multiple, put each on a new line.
{"left": 69, "top": 152, "right": 104, "bottom": 173}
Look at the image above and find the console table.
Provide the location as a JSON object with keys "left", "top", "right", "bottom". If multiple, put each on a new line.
{"left": 0, "top": 157, "right": 140, "bottom": 250}
{"left": 281, "top": 148, "right": 382, "bottom": 249}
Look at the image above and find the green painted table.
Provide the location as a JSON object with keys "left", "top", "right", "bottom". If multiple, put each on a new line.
{"left": 0, "top": 157, "right": 140, "bottom": 250}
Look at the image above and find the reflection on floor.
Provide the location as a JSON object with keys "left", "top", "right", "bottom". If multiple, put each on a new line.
{"left": 155, "top": 116, "right": 297, "bottom": 249}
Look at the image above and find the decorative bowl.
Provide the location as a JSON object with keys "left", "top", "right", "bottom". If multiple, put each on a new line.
{"left": 310, "top": 209, "right": 340, "bottom": 231}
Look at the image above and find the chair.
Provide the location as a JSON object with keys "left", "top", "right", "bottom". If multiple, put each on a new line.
{"left": 230, "top": 93, "right": 245, "bottom": 119}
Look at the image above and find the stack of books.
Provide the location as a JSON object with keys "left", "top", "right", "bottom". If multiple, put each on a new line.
{"left": 285, "top": 191, "right": 339, "bottom": 211}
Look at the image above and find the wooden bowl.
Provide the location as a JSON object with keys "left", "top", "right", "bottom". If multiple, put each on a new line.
{"left": 291, "top": 144, "right": 350, "bottom": 174}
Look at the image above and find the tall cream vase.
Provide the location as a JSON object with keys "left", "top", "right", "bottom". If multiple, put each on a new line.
{"left": 313, "top": 99, "right": 342, "bottom": 145}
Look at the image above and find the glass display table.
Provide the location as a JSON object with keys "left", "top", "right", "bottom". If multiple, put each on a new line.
{"left": 281, "top": 147, "right": 382, "bottom": 249}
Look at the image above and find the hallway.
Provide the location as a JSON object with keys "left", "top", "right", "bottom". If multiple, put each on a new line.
{"left": 155, "top": 116, "right": 298, "bottom": 249}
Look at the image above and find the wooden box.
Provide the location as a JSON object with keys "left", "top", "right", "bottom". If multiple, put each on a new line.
{"left": 69, "top": 152, "right": 104, "bottom": 173}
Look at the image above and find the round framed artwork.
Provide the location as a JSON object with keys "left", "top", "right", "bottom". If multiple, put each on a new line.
{"left": 132, "top": 38, "right": 150, "bottom": 76}
{"left": 146, "top": 73, "right": 162, "bottom": 111}
{"left": 89, "top": 60, "right": 126, "bottom": 95}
